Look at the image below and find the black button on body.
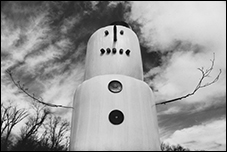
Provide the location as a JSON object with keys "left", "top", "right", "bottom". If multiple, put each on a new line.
{"left": 108, "top": 80, "right": 122, "bottom": 93}
{"left": 109, "top": 110, "right": 124, "bottom": 125}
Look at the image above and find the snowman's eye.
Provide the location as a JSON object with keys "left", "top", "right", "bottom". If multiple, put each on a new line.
{"left": 120, "top": 30, "right": 124, "bottom": 35}
{"left": 105, "top": 30, "right": 109, "bottom": 36}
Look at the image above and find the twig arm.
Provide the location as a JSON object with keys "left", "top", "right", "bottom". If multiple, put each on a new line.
{"left": 5, "top": 70, "right": 73, "bottom": 109}
{"left": 156, "top": 53, "right": 222, "bottom": 105}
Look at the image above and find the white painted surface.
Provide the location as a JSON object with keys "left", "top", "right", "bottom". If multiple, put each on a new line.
{"left": 70, "top": 75, "right": 160, "bottom": 151}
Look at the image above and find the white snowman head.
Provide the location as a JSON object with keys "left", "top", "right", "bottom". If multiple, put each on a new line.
{"left": 84, "top": 21, "right": 143, "bottom": 81}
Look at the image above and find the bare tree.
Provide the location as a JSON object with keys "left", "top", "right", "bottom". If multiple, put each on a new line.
{"left": 41, "top": 115, "right": 70, "bottom": 151}
{"left": 161, "top": 142, "right": 190, "bottom": 151}
{"left": 1, "top": 102, "right": 28, "bottom": 150}
{"left": 11, "top": 103, "right": 51, "bottom": 151}
{"left": 5, "top": 70, "right": 73, "bottom": 109}
{"left": 9, "top": 102, "right": 70, "bottom": 151}
{"left": 156, "top": 53, "right": 222, "bottom": 105}
{"left": 19, "top": 103, "right": 51, "bottom": 143}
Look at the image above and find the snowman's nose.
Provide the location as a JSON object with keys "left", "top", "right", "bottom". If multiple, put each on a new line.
{"left": 113, "top": 24, "right": 117, "bottom": 42}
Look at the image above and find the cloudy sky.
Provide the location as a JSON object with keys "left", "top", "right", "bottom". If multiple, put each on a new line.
{"left": 1, "top": 1, "right": 226, "bottom": 151}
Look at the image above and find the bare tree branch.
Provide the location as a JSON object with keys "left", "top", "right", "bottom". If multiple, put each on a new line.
{"left": 156, "top": 53, "right": 222, "bottom": 105}
{"left": 1, "top": 103, "right": 29, "bottom": 149}
{"left": 41, "top": 115, "right": 70, "bottom": 150}
{"left": 5, "top": 70, "right": 73, "bottom": 109}
{"left": 20, "top": 104, "right": 51, "bottom": 142}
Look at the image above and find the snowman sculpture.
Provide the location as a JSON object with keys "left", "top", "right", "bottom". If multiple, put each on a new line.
{"left": 70, "top": 21, "right": 160, "bottom": 151}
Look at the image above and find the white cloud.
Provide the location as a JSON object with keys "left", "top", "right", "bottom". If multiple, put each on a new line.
{"left": 163, "top": 118, "right": 226, "bottom": 151}
{"left": 1, "top": 14, "right": 21, "bottom": 52}
{"left": 1, "top": 74, "right": 32, "bottom": 112}
{"left": 159, "top": 106, "right": 181, "bottom": 115}
{"left": 108, "top": 1, "right": 124, "bottom": 7}
{"left": 90, "top": 1, "right": 99, "bottom": 10}
{"left": 24, "top": 38, "right": 73, "bottom": 73}
{"left": 128, "top": 1, "right": 226, "bottom": 50}
{"left": 41, "top": 63, "right": 84, "bottom": 112}
{"left": 1, "top": 12, "right": 50, "bottom": 62}
{"left": 127, "top": 1, "right": 226, "bottom": 106}
{"left": 1, "top": 11, "right": 51, "bottom": 109}
{"left": 154, "top": 51, "right": 226, "bottom": 104}
{"left": 61, "top": 15, "right": 81, "bottom": 34}
{"left": 1, "top": 84, "right": 27, "bottom": 106}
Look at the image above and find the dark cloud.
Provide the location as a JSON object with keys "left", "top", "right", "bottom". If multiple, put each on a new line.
{"left": 157, "top": 95, "right": 226, "bottom": 136}
{"left": 47, "top": 1, "right": 131, "bottom": 36}
{"left": 2, "top": 1, "right": 134, "bottom": 100}
{"left": 2, "top": 1, "right": 157, "bottom": 80}
{"left": 1, "top": 52, "right": 10, "bottom": 61}
{"left": 1, "top": 1, "right": 46, "bottom": 30}
{"left": 42, "top": 1, "right": 131, "bottom": 61}
{"left": 141, "top": 49, "right": 163, "bottom": 74}
{"left": 13, "top": 34, "right": 28, "bottom": 47}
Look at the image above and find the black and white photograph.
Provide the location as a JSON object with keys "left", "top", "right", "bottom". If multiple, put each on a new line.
{"left": 1, "top": 1, "right": 226, "bottom": 151}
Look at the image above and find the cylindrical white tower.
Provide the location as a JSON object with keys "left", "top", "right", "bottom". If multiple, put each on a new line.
{"left": 70, "top": 21, "right": 160, "bottom": 151}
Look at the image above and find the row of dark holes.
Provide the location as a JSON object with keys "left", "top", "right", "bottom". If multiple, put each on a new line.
{"left": 100, "top": 48, "right": 130, "bottom": 56}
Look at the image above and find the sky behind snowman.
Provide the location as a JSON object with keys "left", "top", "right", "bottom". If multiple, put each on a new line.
{"left": 1, "top": 1, "right": 226, "bottom": 151}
